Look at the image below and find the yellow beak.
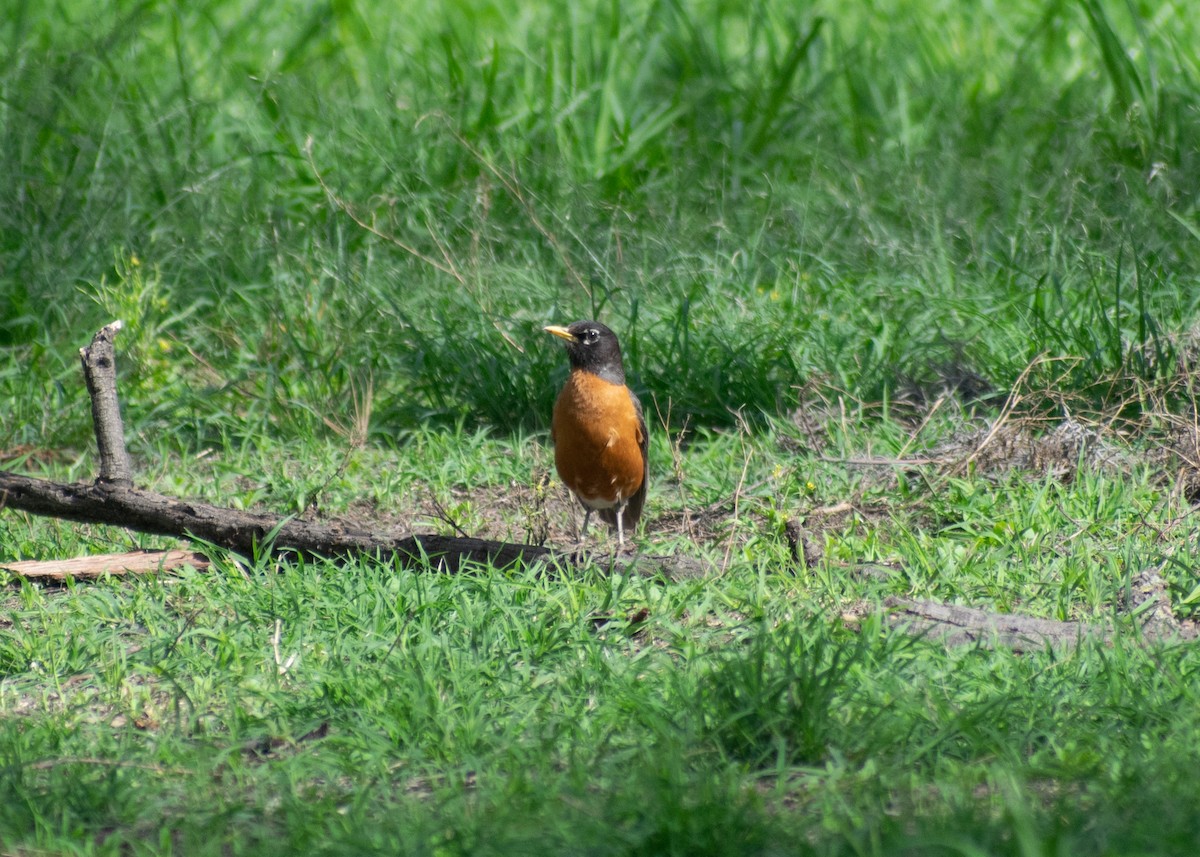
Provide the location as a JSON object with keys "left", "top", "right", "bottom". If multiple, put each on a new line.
{"left": 543, "top": 325, "right": 577, "bottom": 343}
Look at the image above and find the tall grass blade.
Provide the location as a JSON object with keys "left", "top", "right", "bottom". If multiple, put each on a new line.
{"left": 746, "top": 17, "right": 824, "bottom": 155}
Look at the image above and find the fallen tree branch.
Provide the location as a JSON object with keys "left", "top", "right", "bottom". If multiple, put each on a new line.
{"left": 0, "top": 323, "right": 707, "bottom": 580}
{"left": 884, "top": 597, "right": 1098, "bottom": 652}
{"left": 884, "top": 569, "right": 1197, "bottom": 651}
{"left": 0, "top": 469, "right": 709, "bottom": 578}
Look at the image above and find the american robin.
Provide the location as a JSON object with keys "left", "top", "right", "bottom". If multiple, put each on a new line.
{"left": 544, "top": 321, "right": 647, "bottom": 547}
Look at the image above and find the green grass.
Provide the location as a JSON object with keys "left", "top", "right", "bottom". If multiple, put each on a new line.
{"left": 4, "top": 0, "right": 1200, "bottom": 852}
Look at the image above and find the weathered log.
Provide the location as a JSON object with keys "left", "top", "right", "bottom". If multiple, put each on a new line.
{"left": 884, "top": 581, "right": 1196, "bottom": 651}
{"left": 883, "top": 597, "right": 1097, "bottom": 652}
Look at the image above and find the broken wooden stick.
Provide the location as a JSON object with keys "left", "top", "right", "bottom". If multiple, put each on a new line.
{"left": 80, "top": 321, "right": 134, "bottom": 486}
{"left": 1, "top": 549, "right": 209, "bottom": 581}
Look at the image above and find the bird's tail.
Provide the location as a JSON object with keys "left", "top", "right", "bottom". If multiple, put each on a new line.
{"left": 598, "top": 491, "right": 644, "bottom": 535}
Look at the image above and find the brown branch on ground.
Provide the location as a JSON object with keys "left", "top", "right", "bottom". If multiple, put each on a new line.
{"left": 0, "top": 323, "right": 707, "bottom": 581}
{"left": 0, "top": 468, "right": 709, "bottom": 579}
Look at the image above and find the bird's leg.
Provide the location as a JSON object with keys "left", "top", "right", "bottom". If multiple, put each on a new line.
{"left": 580, "top": 507, "right": 592, "bottom": 540}
{"left": 615, "top": 500, "right": 627, "bottom": 548}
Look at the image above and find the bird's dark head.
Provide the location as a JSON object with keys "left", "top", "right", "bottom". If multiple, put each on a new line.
{"left": 544, "top": 320, "right": 626, "bottom": 384}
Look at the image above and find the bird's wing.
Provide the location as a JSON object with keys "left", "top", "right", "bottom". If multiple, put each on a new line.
{"left": 622, "top": 388, "right": 649, "bottom": 531}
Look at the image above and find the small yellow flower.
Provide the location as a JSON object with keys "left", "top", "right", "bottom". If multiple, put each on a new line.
{"left": 130, "top": 255, "right": 141, "bottom": 267}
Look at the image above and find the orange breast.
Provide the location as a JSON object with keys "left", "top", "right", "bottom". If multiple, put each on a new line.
{"left": 552, "top": 370, "right": 645, "bottom": 509}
